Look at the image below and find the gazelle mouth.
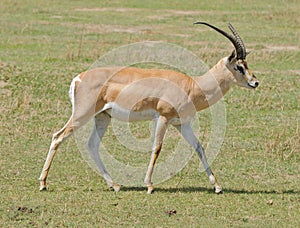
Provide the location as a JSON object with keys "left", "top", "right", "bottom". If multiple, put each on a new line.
{"left": 247, "top": 83, "right": 258, "bottom": 89}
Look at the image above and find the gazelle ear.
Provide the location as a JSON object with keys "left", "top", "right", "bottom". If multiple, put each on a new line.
{"left": 228, "top": 50, "right": 236, "bottom": 63}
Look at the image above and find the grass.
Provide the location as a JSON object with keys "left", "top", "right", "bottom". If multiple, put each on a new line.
{"left": 0, "top": 0, "right": 299, "bottom": 227}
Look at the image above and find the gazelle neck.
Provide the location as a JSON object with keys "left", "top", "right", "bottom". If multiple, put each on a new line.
{"left": 191, "top": 57, "right": 235, "bottom": 111}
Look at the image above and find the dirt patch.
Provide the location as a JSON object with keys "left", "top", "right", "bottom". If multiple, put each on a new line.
{"left": 61, "top": 22, "right": 162, "bottom": 35}
{"left": 61, "top": 22, "right": 193, "bottom": 40}
{"left": 75, "top": 7, "right": 142, "bottom": 13}
{"left": 266, "top": 45, "right": 299, "bottom": 51}
{"left": 0, "top": 63, "right": 14, "bottom": 97}
{"left": 163, "top": 9, "right": 212, "bottom": 15}
{"left": 0, "top": 80, "right": 8, "bottom": 88}
{"left": 75, "top": 7, "right": 246, "bottom": 16}
{"left": 1, "top": 88, "right": 11, "bottom": 96}
{"left": 289, "top": 70, "right": 300, "bottom": 75}
{"left": 70, "top": 23, "right": 192, "bottom": 38}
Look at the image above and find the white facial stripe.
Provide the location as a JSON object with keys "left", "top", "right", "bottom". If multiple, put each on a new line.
{"left": 244, "top": 70, "right": 252, "bottom": 80}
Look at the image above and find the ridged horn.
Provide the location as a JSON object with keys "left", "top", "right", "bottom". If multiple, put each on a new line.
{"left": 194, "top": 22, "right": 246, "bottom": 60}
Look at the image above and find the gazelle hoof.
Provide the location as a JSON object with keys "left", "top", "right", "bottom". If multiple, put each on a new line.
{"left": 112, "top": 184, "right": 121, "bottom": 192}
{"left": 39, "top": 186, "right": 47, "bottom": 191}
{"left": 109, "top": 183, "right": 120, "bottom": 192}
{"left": 147, "top": 185, "right": 154, "bottom": 194}
{"left": 214, "top": 186, "right": 223, "bottom": 194}
{"left": 39, "top": 181, "right": 47, "bottom": 191}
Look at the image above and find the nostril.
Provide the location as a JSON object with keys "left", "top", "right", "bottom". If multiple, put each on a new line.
{"left": 255, "top": 81, "right": 259, "bottom": 87}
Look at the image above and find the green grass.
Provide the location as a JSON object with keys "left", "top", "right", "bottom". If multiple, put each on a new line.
{"left": 1, "top": 0, "right": 299, "bottom": 227}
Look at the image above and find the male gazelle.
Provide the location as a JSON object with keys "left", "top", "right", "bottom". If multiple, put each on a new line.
{"left": 39, "top": 22, "right": 259, "bottom": 194}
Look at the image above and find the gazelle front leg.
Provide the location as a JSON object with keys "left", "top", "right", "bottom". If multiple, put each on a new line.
{"left": 174, "top": 123, "right": 222, "bottom": 194}
{"left": 144, "top": 116, "right": 168, "bottom": 194}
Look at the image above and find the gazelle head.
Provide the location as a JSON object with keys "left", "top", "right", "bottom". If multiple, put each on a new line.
{"left": 194, "top": 22, "right": 259, "bottom": 89}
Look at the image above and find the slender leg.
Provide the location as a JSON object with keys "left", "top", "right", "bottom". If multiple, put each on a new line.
{"left": 174, "top": 123, "right": 222, "bottom": 194}
{"left": 144, "top": 116, "right": 168, "bottom": 194}
{"left": 87, "top": 112, "right": 120, "bottom": 192}
{"left": 39, "top": 117, "right": 74, "bottom": 190}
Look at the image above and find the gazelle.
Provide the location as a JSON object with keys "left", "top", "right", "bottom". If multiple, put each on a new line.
{"left": 39, "top": 22, "right": 259, "bottom": 194}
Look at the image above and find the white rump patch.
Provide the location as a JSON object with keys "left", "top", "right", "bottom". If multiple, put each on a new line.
{"left": 69, "top": 75, "right": 82, "bottom": 112}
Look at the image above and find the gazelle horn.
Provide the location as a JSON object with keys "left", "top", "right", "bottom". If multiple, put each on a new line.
{"left": 194, "top": 22, "right": 246, "bottom": 60}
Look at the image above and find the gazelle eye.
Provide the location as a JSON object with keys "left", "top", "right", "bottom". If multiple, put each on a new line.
{"left": 235, "top": 65, "right": 245, "bottom": 74}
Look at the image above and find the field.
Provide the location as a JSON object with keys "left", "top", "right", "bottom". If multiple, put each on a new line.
{"left": 0, "top": 0, "right": 299, "bottom": 227}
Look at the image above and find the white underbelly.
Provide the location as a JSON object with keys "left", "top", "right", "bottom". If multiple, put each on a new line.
{"left": 100, "top": 102, "right": 158, "bottom": 122}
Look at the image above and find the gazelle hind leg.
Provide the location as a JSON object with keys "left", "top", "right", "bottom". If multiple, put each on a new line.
{"left": 174, "top": 123, "right": 222, "bottom": 194}
{"left": 87, "top": 112, "right": 120, "bottom": 192}
{"left": 39, "top": 117, "right": 74, "bottom": 191}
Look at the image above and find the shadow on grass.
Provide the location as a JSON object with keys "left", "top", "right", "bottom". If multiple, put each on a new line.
{"left": 120, "top": 186, "right": 299, "bottom": 195}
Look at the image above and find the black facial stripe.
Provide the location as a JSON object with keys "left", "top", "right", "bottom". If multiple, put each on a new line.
{"left": 235, "top": 65, "right": 245, "bottom": 74}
